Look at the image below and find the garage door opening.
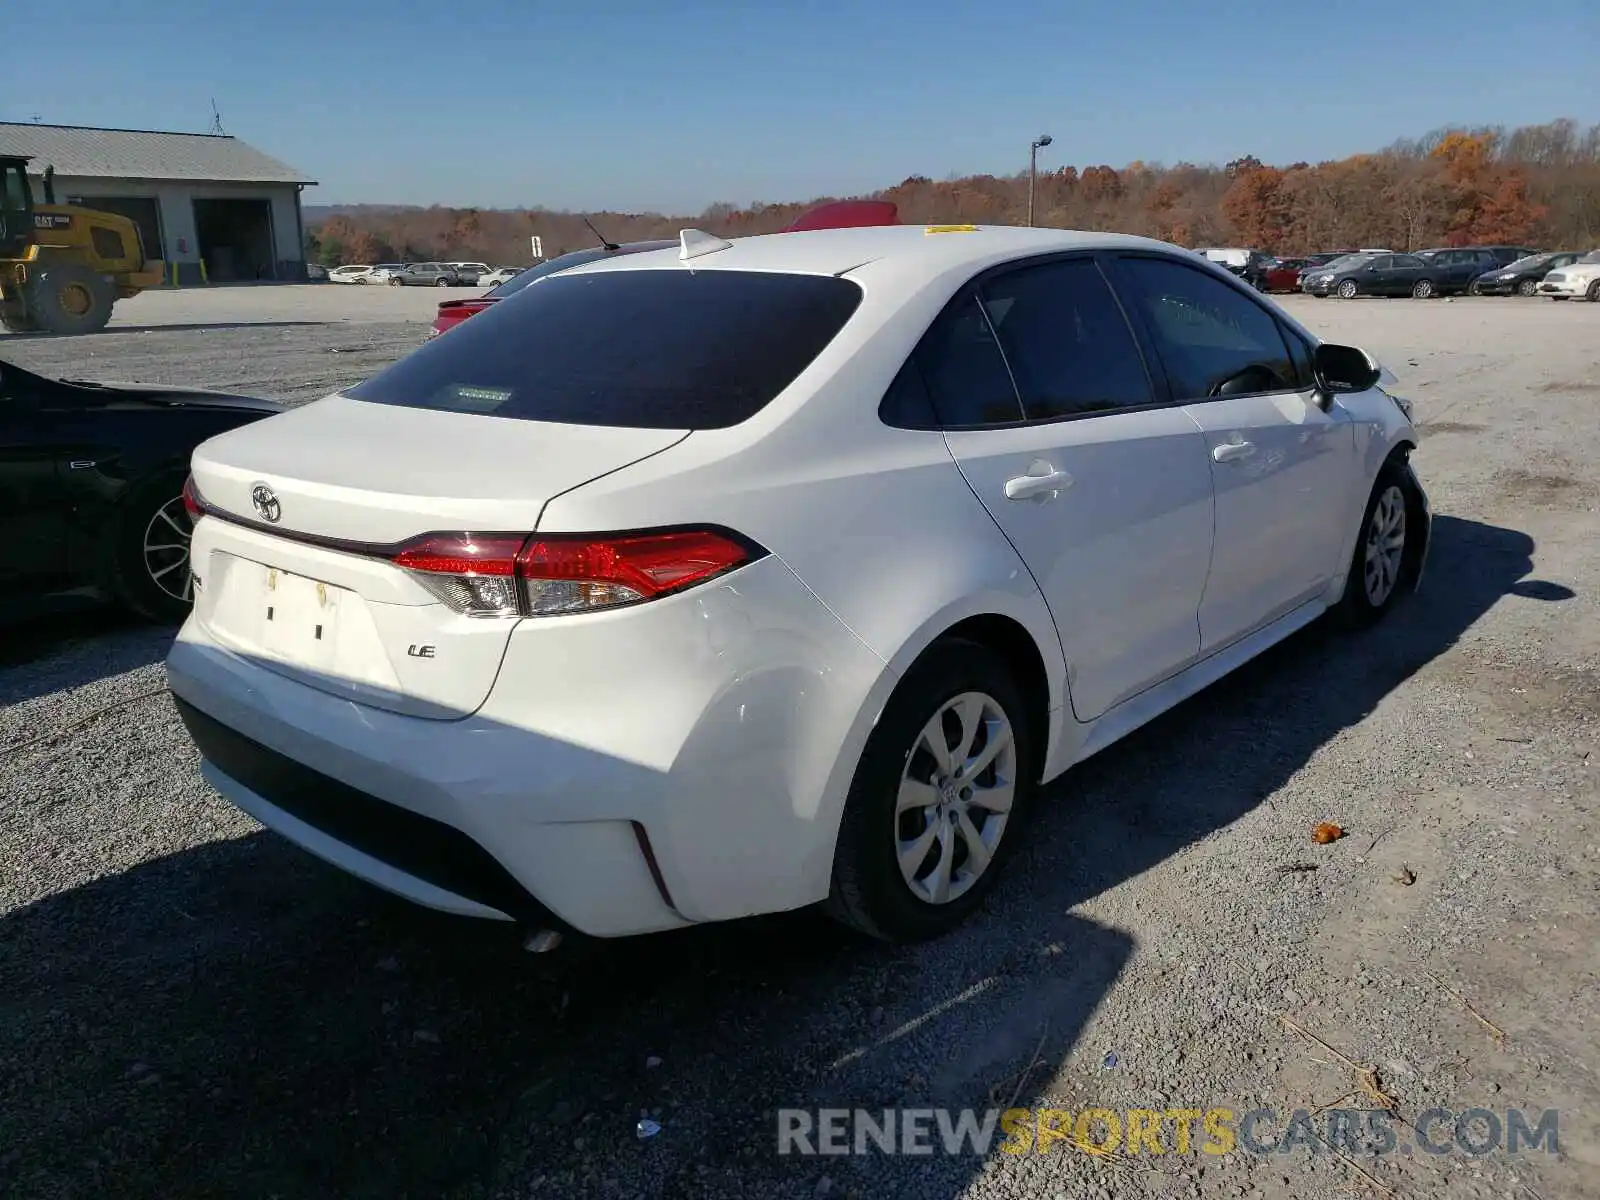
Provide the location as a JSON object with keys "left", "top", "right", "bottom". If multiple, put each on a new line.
{"left": 69, "top": 195, "right": 163, "bottom": 261}
{"left": 193, "top": 197, "right": 275, "bottom": 281}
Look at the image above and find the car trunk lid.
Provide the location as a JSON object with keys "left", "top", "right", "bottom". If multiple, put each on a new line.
{"left": 187, "top": 394, "right": 688, "bottom": 717}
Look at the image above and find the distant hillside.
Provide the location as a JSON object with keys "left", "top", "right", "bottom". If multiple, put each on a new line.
{"left": 303, "top": 118, "right": 1600, "bottom": 268}
{"left": 303, "top": 203, "right": 440, "bottom": 222}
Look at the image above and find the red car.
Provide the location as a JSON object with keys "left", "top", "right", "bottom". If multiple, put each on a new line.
{"left": 1262, "top": 257, "right": 1310, "bottom": 293}
{"left": 427, "top": 202, "right": 902, "bottom": 338}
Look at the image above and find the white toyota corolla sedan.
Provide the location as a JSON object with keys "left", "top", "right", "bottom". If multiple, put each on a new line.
{"left": 168, "top": 223, "right": 1430, "bottom": 944}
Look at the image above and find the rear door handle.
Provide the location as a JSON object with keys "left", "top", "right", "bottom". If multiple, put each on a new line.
{"left": 1212, "top": 439, "right": 1257, "bottom": 463}
{"left": 1004, "top": 462, "right": 1073, "bottom": 501}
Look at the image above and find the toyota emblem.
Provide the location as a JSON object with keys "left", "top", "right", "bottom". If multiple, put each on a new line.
{"left": 250, "top": 483, "right": 282, "bottom": 523}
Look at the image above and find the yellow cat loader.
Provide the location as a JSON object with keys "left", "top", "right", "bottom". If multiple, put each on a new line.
{"left": 1, "top": 155, "right": 166, "bottom": 334}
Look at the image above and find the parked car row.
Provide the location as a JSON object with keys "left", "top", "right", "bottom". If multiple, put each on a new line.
{"left": 1301, "top": 247, "right": 1598, "bottom": 299}
{"left": 326, "top": 261, "right": 514, "bottom": 286}
{"left": 1191, "top": 243, "right": 1598, "bottom": 301}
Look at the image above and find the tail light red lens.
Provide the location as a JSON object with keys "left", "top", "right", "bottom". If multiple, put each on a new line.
{"left": 181, "top": 474, "right": 206, "bottom": 521}
{"left": 386, "top": 527, "right": 760, "bottom": 618}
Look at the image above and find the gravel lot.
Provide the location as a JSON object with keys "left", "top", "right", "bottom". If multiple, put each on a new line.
{"left": 2, "top": 289, "right": 1598, "bottom": 1200}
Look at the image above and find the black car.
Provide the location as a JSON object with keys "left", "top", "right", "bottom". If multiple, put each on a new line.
{"left": 1470, "top": 251, "right": 1584, "bottom": 296}
{"left": 1299, "top": 253, "right": 1442, "bottom": 299}
{"left": 1412, "top": 248, "right": 1503, "bottom": 295}
{"left": 0, "top": 357, "right": 283, "bottom": 623}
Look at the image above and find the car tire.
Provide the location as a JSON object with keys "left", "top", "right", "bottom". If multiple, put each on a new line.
{"left": 1336, "top": 280, "right": 1359, "bottom": 299}
{"left": 1468, "top": 279, "right": 1484, "bottom": 296}
{"left": 106, "top": 468, "right": 195, "bottom": 624}
{"left": 1411, "top": 279, "right": 1435, "bottom": 299}
{"left": 1336, "top": 461, "right": 1420, "bottom": 629}
{"left": 1587, "top": 281, "right": 1600, "bottom": 303}
{"left": 1517, "top": 279, "right": 1538, "bottom": 297}
{"left": 826, "top": 638, "right": 1037, "bottom": 943}
{"left": 388, "top": 277, "right": 402, "bottom": 287}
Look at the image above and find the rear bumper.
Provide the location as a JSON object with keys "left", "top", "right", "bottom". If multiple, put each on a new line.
{"left": 166, "top": 553, "right": 893, "bottom": 938}
{"left": 175, "top": 696, "right": 563, "bottom": 926}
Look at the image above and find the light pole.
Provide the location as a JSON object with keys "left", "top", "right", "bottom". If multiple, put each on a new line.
{"left": 1027, "top": 134, "right": 1053, "bottom": 227}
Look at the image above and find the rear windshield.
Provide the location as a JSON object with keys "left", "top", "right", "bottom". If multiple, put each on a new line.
{"left": 348, "top": 269, "right": 864, "bottom": 429}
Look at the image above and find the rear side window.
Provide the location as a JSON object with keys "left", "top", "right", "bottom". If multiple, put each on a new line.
{"left": 1116, "top": 256, "right": 1296, "bottom": 402}
{"left": 348, "top": 269, "right": 863, "bottom": 429}
{"left": 909, "top": 292, "right": 1024, "bottom": 427}
{"left": 978, "top": 258, "right": 1153, "bottom": 419}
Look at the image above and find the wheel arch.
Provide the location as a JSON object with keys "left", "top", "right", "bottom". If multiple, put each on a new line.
{"left": 866, "top": 589, "right": 1069, "bottom": 784}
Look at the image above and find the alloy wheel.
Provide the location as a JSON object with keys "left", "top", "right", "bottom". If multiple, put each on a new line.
{"left": 142, "top": 496, "right": 194, "bottom": 604}
{"left": 1337, "top": 280, "right": 1358, "bottom": 299}
{"left": 1363, "top": 485, "right": 1407, "bottom": 607}
{"left": 1412, "top": 280, "right": 1434, "bottom": 299}
{"left": 894, "top": 691, "right": 1017, "bottom": 905}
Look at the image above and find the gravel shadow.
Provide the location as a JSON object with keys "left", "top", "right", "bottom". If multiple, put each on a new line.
{"left": 0, "top": 607, "right": 173, "bottom": 703}
{"left": 0, "top": 513, "right": 1553, "bottom": 1199}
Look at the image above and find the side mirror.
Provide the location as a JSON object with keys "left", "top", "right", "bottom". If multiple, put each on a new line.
{"left": 1312, "top": 343, "right": 1381, "bottom": 407}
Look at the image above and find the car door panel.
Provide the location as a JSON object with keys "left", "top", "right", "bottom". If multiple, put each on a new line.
{"left": 0, "top": 391, "right": 71, "bottom": 599}
{"left": 1182, "top": 393, "right": 1353, "bottom": 646}
{"left": 1109, "top": 254, "right": 1357, "bottom": 651}
{"left": 945, "top": 413, "right": 1214, "bottom": 719}
{"left": 917, "top": 259, "right": 1216, "bottom": 722}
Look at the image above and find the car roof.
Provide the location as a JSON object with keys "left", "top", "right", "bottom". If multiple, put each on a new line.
{"left": 561, "top": 224, "right": 1185, "bottom": 289}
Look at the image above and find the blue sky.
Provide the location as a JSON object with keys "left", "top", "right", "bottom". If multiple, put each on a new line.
{"left": 8, "top": 0, "right": 1596, "bottom": 213}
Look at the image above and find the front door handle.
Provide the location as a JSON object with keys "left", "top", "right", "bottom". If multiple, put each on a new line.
{"left": 1004, "top": 461, "right": 1073, "bottom": 501}
{"left": 1212, "top": 439, "right": 1257, "bottom": 463}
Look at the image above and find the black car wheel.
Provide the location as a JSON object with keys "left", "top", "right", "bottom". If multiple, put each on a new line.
{"left": 108, "top": 470, "right": 195, "bottom": 623}
{"left": 1411, "top": 279, "right": 1435, "bottom": 299}
{"left": 1588, "top": 281, "right": 1600, "bottom": 303}
{"left": 1336, "top": 279, "right": 1359, "bottom": 299}
{"left": 1517, "top": 279, "right": 1538, "bottom": 297}
{"left": 1468, "top": 279, "right": 1484, "bottom": 296}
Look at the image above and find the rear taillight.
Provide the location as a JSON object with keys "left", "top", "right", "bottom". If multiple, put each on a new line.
{"left": 386, "top": 528, "right": 760, "bottom": 618}
{"left": 182, "top": 473, "right": 206, "bottom": 521}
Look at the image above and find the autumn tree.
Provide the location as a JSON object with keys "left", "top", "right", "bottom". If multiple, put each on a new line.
{"left": 305, "top": 118, "right": 1600, "bottom": 262}
{"left": 1221, "top": 166, "right": 1293, "bottom": 248}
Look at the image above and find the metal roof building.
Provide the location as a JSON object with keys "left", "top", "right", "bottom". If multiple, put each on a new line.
{"left": 0, "top": 122, "right": 317, "bottom": 283}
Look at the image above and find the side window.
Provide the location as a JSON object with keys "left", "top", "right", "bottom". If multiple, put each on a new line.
{"left": 978, "top": 257, "right": 1153, "bottom": 419}
{"left": 910, "top": 291, "right": 1024, "bottom": 427}
{"left": 1371, "top": 256, "right": 1396, "bottom": 270}
{"left": 1282, "top": 326, "right": 1315, "bottom": 389}
{"left": 878, "top": 359, "right": 939, "bottom": 430}
{"left": 2, "top": 164, "right": 29, "bottom": 209}
{"left": 1116, "top": 256, "right": 1297, "bottom": 402}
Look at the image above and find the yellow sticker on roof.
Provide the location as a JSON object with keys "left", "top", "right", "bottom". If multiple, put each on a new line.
{"left": 924, "top": 224, "right": 980, "bottom": 234}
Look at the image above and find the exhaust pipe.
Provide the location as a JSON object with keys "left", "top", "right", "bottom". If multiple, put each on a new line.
{"left": 521, "top": 928, "right": 563, "bottom": 953}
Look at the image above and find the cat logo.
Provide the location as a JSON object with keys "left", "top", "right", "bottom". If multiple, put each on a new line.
{"left": 406, "top": 644, "right": 437, "bottom": 659}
